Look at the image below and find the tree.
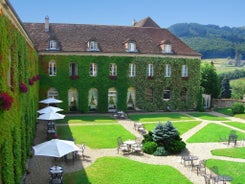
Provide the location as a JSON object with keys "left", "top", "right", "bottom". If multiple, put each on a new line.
{"left": 220, "top": 77, "right": 231, "bottom": 98}
{"left": 152, "top": 121, "right": 179, "bottom": 146}
{"left": 200, "top": 62, "right": 220, "bottom": 98}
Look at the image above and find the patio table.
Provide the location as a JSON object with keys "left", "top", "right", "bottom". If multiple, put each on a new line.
{"left": 181, "top": 155, "right": 198, "bottom": 167}
{"left": 218, "top": 175, "right": 232, "bottom": 184}
{"left": 124, "top": 140, "right": 136, "bottom": 151}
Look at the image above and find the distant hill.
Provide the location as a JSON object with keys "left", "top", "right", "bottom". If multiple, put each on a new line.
{"left": 168, "top": 23, "right": 245, "bottom": 59}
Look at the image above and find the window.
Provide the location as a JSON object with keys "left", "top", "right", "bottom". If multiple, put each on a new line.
{"left": 160, "top": 40, "right": 173, "bottom": 54}
{"left": 109, "top": 63, "right": 117, "bottom": 76}
{"left": 165, "top": 64, "right": 171, "bottom": 77}
{"left": 181, "top": 65, "right": 188, "bottom": 77}
{"left": 68, "top": 88, "right": 78, "bottom": 111}
{"left": 128, "top": 42, "right": 137, "bottom": 52}
{"left": 90, "top": 63, "right": 97, "bottom": 76}
{"left": 88, "top": 88, "right": 98, "bottom": 111}
{"left": 49, "top": 61, "right": 56, "bottom": 76}
{"left": 87, "top": 41, "right": 100, "bottom": 51}
{"left": 129, "top": 63, "right": 136, "bottom": 77}
{"left": 163, "top": 88, "right": 171, "bottom": 101}
{"left": 49, "top": 40, "right": 58, "bottom": 50}
{"left": 127, "top": 87, "right": 136, "bottom": 110}
{"left": 147, "top": 64, "right": 154, "bottom": 77}
{"left": 69, "top": 63, "right": 78, "bottom": 78}
{"left": 163, "top": 44, "right": 172, "bottom": 53}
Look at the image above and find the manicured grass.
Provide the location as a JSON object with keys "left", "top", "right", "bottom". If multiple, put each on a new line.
{"left": 214, "top": 107, "right": 245, "bottom": 120}
{"left": 206, "top": 159, "right": 245, "bottom": 184}
{"left": 56, "top": 115, "right": 117, "bottom": 124}
{"left": 211, "top": 147, "right": 245, "bottom": 159}
{"left": 144, "top": 121, "right": 201, "bottom": 135}
{"left": 223, "top": 121, "right": 245, "bottom": 131}
{"left": 186, "top": 123, "right": 245, "bottom": 143}
{"left": 128, "top": 113, "right": 194, "bottom": 122}
{"left": 214, "top": 108, "right": 233, "bottom": 116}
{"left": 57, "top": 124, "right": 135, "bottom": 148}
{"left": 63, "top": 157, "right": 192, "bottom": 184}
{"left": 186, "top": 112, "right": 229, "bottom": 121}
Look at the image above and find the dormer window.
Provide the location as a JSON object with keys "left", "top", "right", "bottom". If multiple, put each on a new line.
{"left": 160, "top": 40, "right": 173, "bottom": 54}
{"left": 125, "top": 41, "right": 137, "bottom": 53}
{"left": 49, "top": 40, "right": 58, "bottom": 50}
{"left": 87, "top": 41, "right": 100, "bottom": 52}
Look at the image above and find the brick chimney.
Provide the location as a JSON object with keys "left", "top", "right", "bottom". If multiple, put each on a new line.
{"left": 45, "top": 16, "right": 49, "bottom": 32}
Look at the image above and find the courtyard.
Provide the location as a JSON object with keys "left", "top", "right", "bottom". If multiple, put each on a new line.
{"left": 25, "top": 111, "right": 245, "bottom": 184}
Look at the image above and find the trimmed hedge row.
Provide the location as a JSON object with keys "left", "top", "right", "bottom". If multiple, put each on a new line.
{"left": 0, "top": 15, "right": 39, "bottom": 183}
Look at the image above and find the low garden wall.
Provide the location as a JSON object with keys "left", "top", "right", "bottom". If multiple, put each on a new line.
{"left": 212, "top": 98, "right": 244, "bottom": 108}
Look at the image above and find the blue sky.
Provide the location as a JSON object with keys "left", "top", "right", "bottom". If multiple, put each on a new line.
{"left": 9, "top": 0, "right": 245, "bottom": 28}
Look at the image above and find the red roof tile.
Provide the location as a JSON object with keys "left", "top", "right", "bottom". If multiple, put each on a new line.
{"left": 23, "top": 18, "right": 200, "bottom": 57}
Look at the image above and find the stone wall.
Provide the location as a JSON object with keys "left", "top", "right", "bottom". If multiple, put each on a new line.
{"left": 212, "top": 98, "right": 244, "bottom": 108}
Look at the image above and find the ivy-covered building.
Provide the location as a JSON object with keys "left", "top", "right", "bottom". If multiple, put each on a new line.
{"left": 23, "top": 17, "right": 201, "bottom": 113}
{"left": 0, "top": 0, "right": 39, "bottom": 183}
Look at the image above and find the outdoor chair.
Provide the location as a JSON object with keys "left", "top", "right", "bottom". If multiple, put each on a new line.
{"left": 209, "top": 166, "right": 220, "bottom": 184}
{"left": 131, "top": 143, "right": 143, "bottom": 154}
{"left": 76, "top": 143, "right": 85, "bottom": 159}
{"left": 192, "top": 159, "right": 206, "bottom": 175}
{"left": 117, "top": 137, "right": 130, "bottom": 153}
{"left": 202, "top": 174, "right": 211, "bottom": 184}
{"left": 50, "top": 173, "right": 63, "bottom": 184}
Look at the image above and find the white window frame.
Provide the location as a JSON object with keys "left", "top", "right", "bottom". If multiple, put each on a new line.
{"left": 128, "top": 42, "right": 137, "bottom": 52}
{"left": 165, "top": 64, "right": 171, "bottom": 77}
{"left": 129, "top": 63, "right": 136, "bottom": 77}
{"left": 90, "top": 63, "right": 97, "bottom": 76}
{"left": 49, "top": 61, "right": 56, "bottom": 76}
{"left": 147, "top": 64, "right": 154, "bottom": 77}
{"left": 164, "top": 44, "right": 172, "bottom": 53}
{"left": 87, "top": 41, "right": 99, "bottom": 51}
{"left": 181, "top": 65, "right": 188, "bottom": 77}
{"left": 49, "top": 40, "right": 57, "bottom": 50}
{"left": 110, "top": 63, "right": 117, "bottom": 76}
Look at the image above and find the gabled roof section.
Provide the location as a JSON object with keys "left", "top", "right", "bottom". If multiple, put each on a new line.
{"left": 133, "top": 17, "right": 160, "bottom": 28}
{"left": 23, "top": 19, "right": 201, "bottom": 57}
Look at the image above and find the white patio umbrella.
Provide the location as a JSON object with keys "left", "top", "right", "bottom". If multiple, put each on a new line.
{"left": 33, "top": 139, "right": 80, "bottom": 158}
{"left": 37, "top": 111, "right": 65, "bottom": 121}
{"left": 37, "top": 106, "right": 64, "bottom": 114}
{"left": 39, "top": 97, "right": 63, "bottom": 104}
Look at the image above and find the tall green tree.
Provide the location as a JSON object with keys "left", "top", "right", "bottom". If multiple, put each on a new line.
{"left": 200, "top": 62, "right": 220, "bottom": 98}
{"left": 220, "top": 77, "right": 231, "bottom": 98}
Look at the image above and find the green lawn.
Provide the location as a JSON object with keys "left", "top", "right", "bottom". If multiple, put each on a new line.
{"left": 63, "top": 157, "right": 192, "bottom": 184}
{"left": 214, "top": 108, "right": 233, "bottom": 116}
{"left": 128, "top": 113, "right": 194, "bottom": 122}
{"left": 186, "top": 112, "right": 229, "bottom": 121}
{"left": 186, "top": 123, "right": 245, "bottom": 143}
{"left": 56, "top": 115, "right": 117, "bottom": 124}
{"left": 206, "top": 159, "right": 245, "bottom": 184}
{"left": 144, "top": 121, "right": 201, "bottom": 135}
{"left": 223, "top": 121, "right": 245, "bottom": 131}
{"left": 211, "top": 147, "right": 245, "bottom": 159}
{"left": 57, "top": 124, "right": 135, "bottom": 148}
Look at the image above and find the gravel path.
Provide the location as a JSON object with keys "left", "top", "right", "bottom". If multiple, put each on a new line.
{"left": 23, "top": 112, "right": 245, "bottom": 184}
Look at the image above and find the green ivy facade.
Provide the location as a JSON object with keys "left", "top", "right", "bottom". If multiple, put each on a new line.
{"left": 0, "top": 15, "right": 39, "bottom": 183}
{"left": 39, "top": 55, "right": 200, "bottom": 113}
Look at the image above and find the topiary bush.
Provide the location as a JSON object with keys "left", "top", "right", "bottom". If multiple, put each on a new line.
{"left": 142, "top": 141, "right": 158, "bottom": 154}
{"left": 231, "top": 102, "right": 244, "bottom": 114}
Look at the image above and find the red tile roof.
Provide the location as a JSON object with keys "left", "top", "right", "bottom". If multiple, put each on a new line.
{"left": 23, "top": 17, "right": 200, "bottom": 57}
